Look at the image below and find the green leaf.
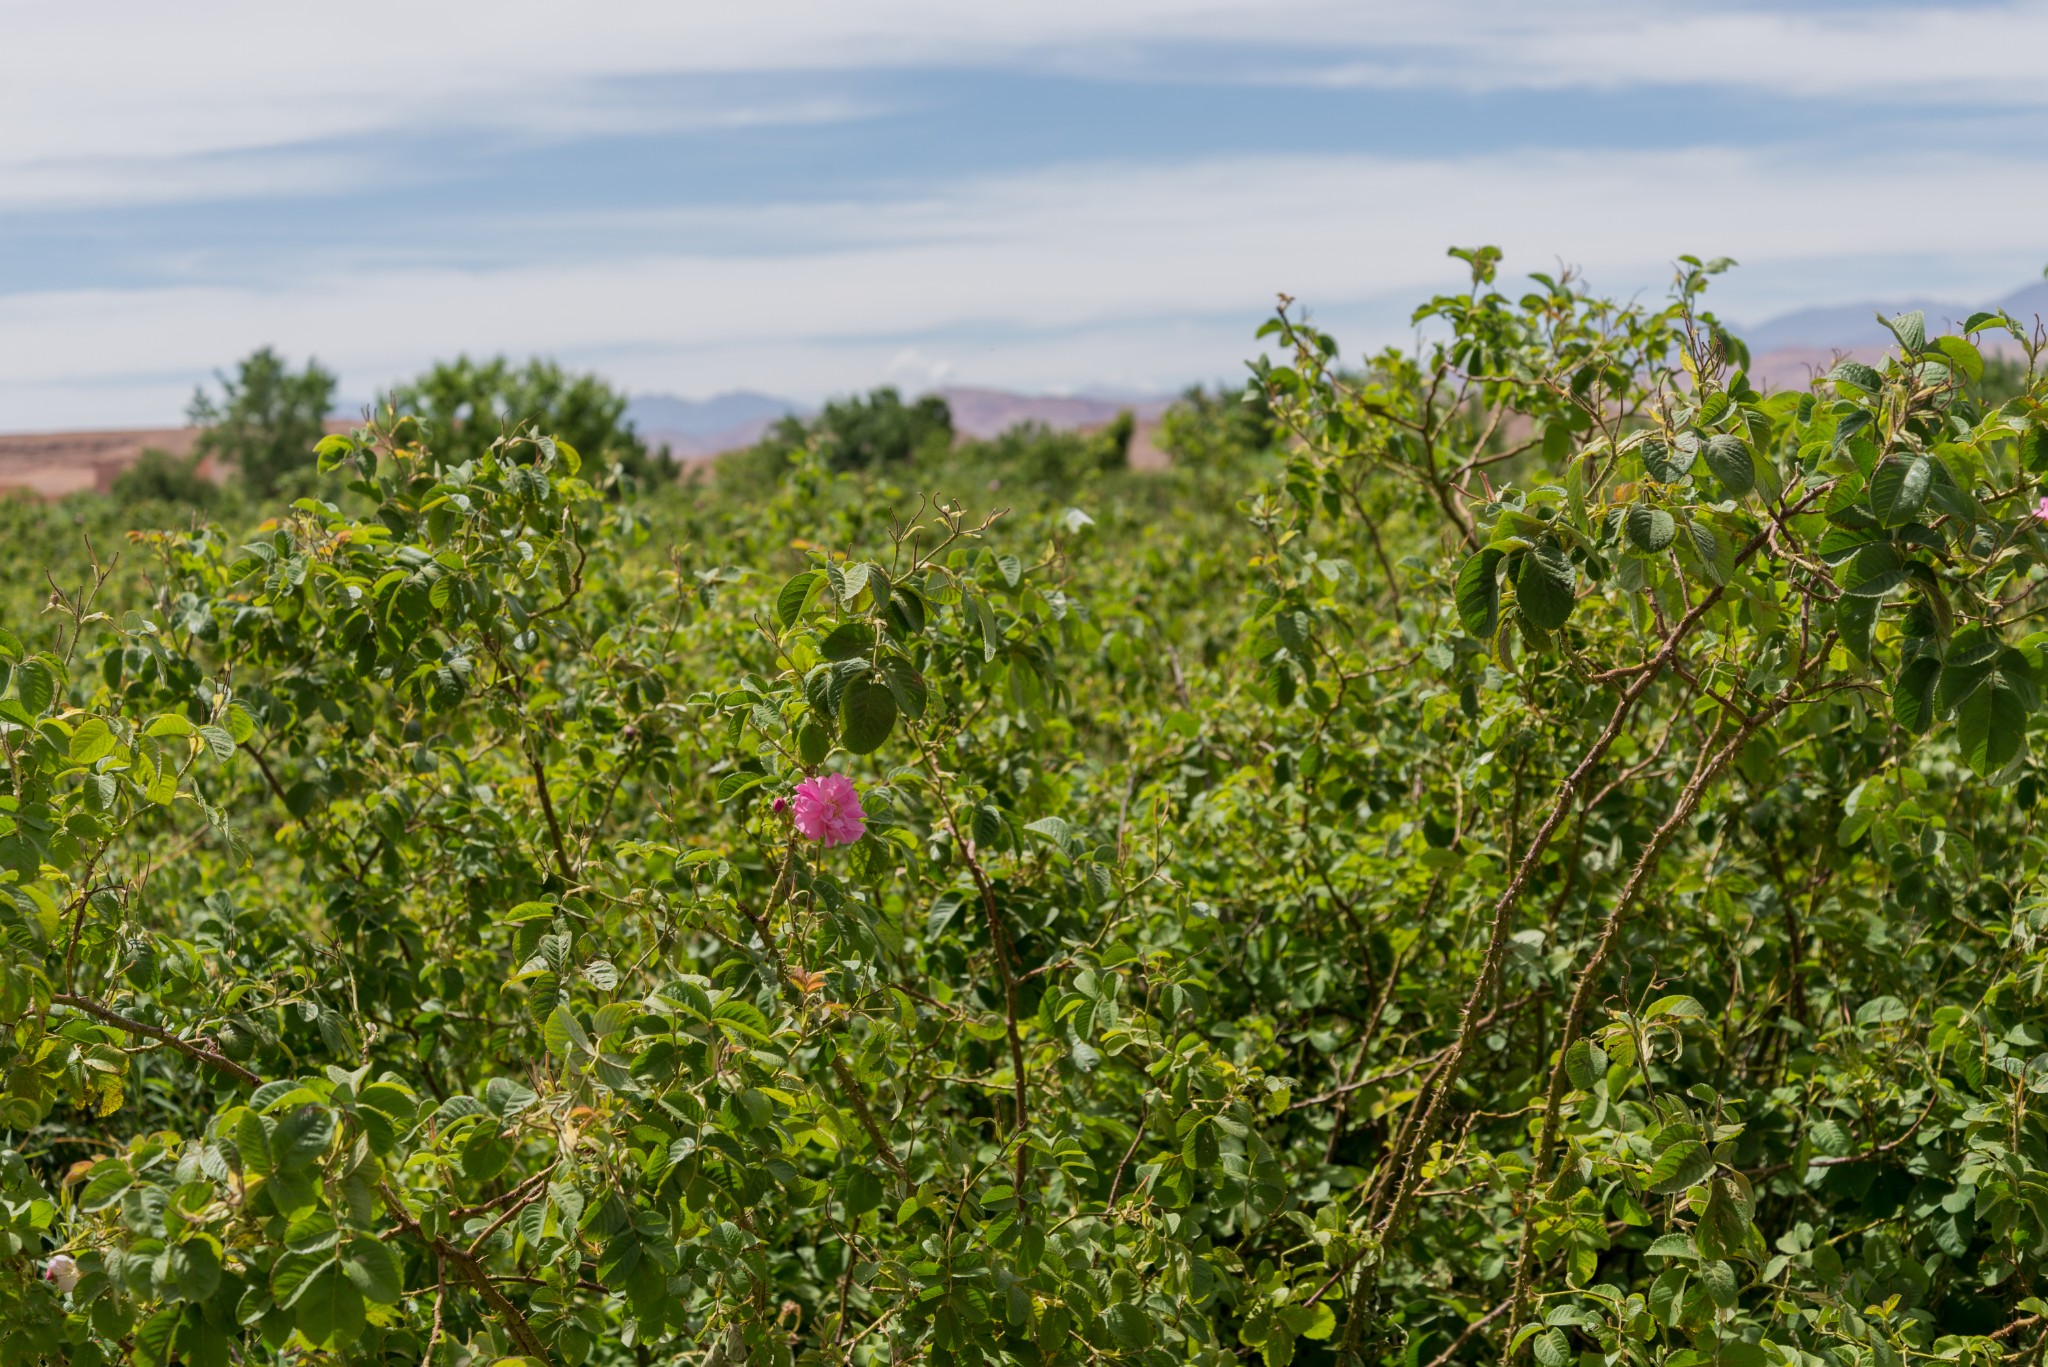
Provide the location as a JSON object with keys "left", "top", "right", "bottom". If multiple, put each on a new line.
{"left": 1641, "top": 436, "right": 1695, "bottom": 482}
{"left": 1956, "top": 665, "right": 2031, "bottom": 777}
{"left": 819, "top": 621, "right": 875, "bottom": 662}
{"left": 13, "top": 658, "right": 54, "bottom": 715}
{"left": 1183, "top": 1119, "right": 1220, "bottom": 1171}
{"left": 1937, "top": 630, "right": 1999, "bottom": 713}
{"left": 776, "top": 570, "right": 820, "bottom": 628}
{"left": 1646, "top": 1233, "right": 1697, "bottom": 1260}
{"left": 1624, "top": 506, "right": 1677, "bottom": 553}
{"left": 69, "top": 719, "right": 117, "bottom": 766}
{"left": 1533, "top": 1327, "right": 1572, "bottom": 1367}
{"left": 888, "top": 587, "right": 928, "bottom": 635}
{"left": 1935, "top": 334, "right": 1984, "bottom": 383}
{"left": 1837, "top": 594, "right": 1878, "bottom": 662}
{"left": 1828, "top": 359, "right": 1884, "bottom": 393}
{"left": 343, "top": 1238, "right": 404, "bottom": 1305}
{"left": 1697, "top": 1258, "right": 1739, "bottom": 1309}
{"left": 1701, "top": 435, "right": 1754, "bottom": 497}
{"left": 269, "top": 1106, "right": 336, "bottom": 1174}
{"left": 1542, "top": 421, "right": 1572, "bottom": 465}
{"left": 79, "top": 1160, "right": 133, "bottom": 1211}
{"left": 285, "top": 1212, "right": 340, "bottom": 1254}
{"left": 1648, "top": 1268, "right": 1689, "bottom": 1326}
{"left": 292, "top": 1261, "right": 365, "bottom": 1349}
{"left": 716, "top": 771, "right": 771, "bottom": 802}
{"left": 1454, "top": 549, "right": 1504, "bottom": 638}
{"left": 1894, "top": 654, "right": 1941, "bottom": 734}
{"left": 879, "top": 655, "right": 928, "bottom": 720}
{"left": 1564, "top": 1039, "right": 1609, "bottom": 1092}
{"left": 168, "top": 1238, "right": 222, "bottom": 1302}
{"left": 1512, "top": 541, "right": 1575, "bottom": 631}
{"left": 1105, "top": 1301, "right": 1154, "bottom": 1350}
{"left": 1809, "top": 1119, "right": 1854, "bottom": 1156}
{"left": 844, "top": 1167, "right": 884, "bottom": 1215}
{"left": 1838, "top": 541, "right": 1905, "bottom": 598}
{"left": 1881, "top": 309, "right": 1927, "bottom": 353}
{"left": 1924, "top": 457, "right": 1978, "bottom": 522}
{"left": 1697, "top": 1175, "right": 1755, "bottom": 1261}
{"left": 1645, "top": 1140, "right": 1714, "bottom": 1194}
{"left": 1868, "top": 455, "right": 1931, "bottom": 527}
{"left": 1682, "top": 519, "right": 1727, "bottom": 585}
{"left": 839, "top": 675, "right": 897, "bottom": 755}
{"left": 223, "top": 703, "right": 256, "bottom": 745}
{"left": 797, "top": 722, "right": 830, "bottom": 766}
{"left": 545, "top": 1003, "right": 592, "bottom": 1057}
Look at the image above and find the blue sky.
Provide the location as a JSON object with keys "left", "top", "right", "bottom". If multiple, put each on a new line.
{"left": 3, "top": 0, "right": 2047, "bottom": 429}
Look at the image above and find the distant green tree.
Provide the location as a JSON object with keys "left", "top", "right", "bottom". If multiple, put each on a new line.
{"left": 1977, "top": 351, "right": 2035, "bottom": 406}
{"left": 108, "top": 447, "right": 216, "bottom": 508}
{"left": 801, "top": 387, "right": 954, "bottom": 471}
{"left": 723, "top": 387, "right": 955, "bottom": 494}
{"left": 390, "top": 357, "right": 672, "bottom": 489}
{"left": 188, "top": 348, "right": 337, "bottom": 499}
{"left": 1154, "top": 384, "right": 1278, "bottom": 467}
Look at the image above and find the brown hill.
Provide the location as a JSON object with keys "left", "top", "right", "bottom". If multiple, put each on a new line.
{"left": 0, "top": 427, "right": 204, "bottom": 499}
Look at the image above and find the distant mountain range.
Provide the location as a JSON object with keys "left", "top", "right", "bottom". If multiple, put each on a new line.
{"left": 1739, "top": 279, "right": 2047, "bottom": 388}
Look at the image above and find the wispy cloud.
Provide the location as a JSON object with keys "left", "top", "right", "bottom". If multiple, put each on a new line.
{"left": 5, "top": 1, "right": 2046, "bottom": 426}
{"left": 4, "top": 145, "right": 2045, "bottom": 427}
{"left": 8, "top": 2, "right": 2046, "bottom": 192}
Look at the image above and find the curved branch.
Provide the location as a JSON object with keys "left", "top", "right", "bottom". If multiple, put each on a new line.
{"left": 50, "top": 993, "right": 259, "bottom": 1087}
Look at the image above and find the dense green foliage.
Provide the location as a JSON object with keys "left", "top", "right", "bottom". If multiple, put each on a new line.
{"left": 734, "top": 388, "right": 956, "bottom": 486}
{"left": 108, "top": 451, "right": 217, "bottom": 511}
{"left": 4, "top": 252, "right": 2048, "bottom": 1367}
{"left": 391, "top": 358, "right": 674, "bottom": 492}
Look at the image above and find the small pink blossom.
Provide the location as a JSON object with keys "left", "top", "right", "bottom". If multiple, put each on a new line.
{"left": 792, "top": 774, "right": 865, "bottom": 847}
{"left": 2034, "top": 495, "right": 2048, "bottom": 522}
{"left": 43, "top": 1255, "right": 78, "bottom": 1294}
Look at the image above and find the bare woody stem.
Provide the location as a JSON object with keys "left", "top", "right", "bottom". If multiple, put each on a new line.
{"left": 1505, "top": 640, "right": 1827, "bottom": 1342}
{"left": 911, "top": 727, "right": 1031, "bottom": 1193}
{"left": 525, "top": 736, "right": 576, "bottom": 883}
{"left": 731, "top": 883, "right": 912, "bottom": 1189}
{"left": 1341, "top": 484, "right": 1827, "bottom": 1291}
{"left": 379, "top": 1180, "right": 556, "bottom": 1365}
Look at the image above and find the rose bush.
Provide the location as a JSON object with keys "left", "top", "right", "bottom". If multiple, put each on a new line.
{"left": 0, "top": 249, "right": 2047, "bottom": 1367}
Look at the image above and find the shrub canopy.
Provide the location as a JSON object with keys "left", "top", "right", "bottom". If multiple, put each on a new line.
{"left": 3, "top": 251, "right": 2048, "bottom": 1367}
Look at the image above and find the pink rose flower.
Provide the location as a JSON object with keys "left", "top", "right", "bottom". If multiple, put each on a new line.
{"left": 2035, "top": 495, "right": 2048, "bottom": 522}
{"left": 43, "top": 1255, "right": 78, "bottom": 1293}
{"left": 792, "top": 774, "right": 865, "bottom": 847}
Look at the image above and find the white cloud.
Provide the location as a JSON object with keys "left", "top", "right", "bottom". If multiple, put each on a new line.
{"left": 3, "top": 144, "right": 2046, "bottom": 427}
{"left": 6, "top": 2, "right": 2048, "bottom": 209}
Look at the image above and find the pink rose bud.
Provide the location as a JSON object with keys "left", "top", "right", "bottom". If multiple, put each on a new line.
{"left": 771, "top": 796, "right": 788, "bottom": 815}
{"left": 43, "top": 1255, "right": 78, "bottom": 1293}
{"left": 791, "top": 774, "right": 866, "bottom": 847}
